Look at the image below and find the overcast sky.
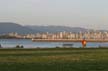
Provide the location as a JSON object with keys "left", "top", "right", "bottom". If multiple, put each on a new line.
{"left": 0, "top": 0, "right": 108, "bottom": 30}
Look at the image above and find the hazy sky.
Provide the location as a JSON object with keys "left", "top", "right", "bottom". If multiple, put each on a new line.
{"left": 0, "top": 0, "right": 108, "bottom": 30}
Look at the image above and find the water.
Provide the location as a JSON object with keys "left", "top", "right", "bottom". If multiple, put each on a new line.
{"left": 0, "top": 39, "right": 108, "bottom": 48}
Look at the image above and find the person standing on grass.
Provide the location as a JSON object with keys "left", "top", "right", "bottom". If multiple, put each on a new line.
{"left": 82, "top": 38, "right": 87, "bottom": 48}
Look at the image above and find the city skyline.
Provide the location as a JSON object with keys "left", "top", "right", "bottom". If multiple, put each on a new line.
{"left": 0, "top": 0, "right": 108, "bottom": 30}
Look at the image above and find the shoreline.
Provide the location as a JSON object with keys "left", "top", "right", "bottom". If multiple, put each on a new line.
{"left": 0, "top": 47, "right": 107, "bottom": 49}
{"left": 32, "top": 39, "right": 108, "bottom": 42}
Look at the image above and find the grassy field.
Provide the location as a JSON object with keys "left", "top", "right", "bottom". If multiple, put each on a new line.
{"left": 0, "top": 48, "right": 108, "bottom": 71}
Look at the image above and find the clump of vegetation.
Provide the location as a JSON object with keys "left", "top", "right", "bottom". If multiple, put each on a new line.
{"left": 55, "top": 46, "right": 60, "bottom": 48}
{"left": 16, "top": 45, "right": 24, "bottom": 48}
{"left": 20, "top": 45, "right": 24, "bottom": 48}
{"left": 0, "top": 44, "right": 2, "bottom": 48}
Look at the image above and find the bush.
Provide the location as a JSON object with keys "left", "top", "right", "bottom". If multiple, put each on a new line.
{"left": 20, "top": 45, "right": 24, "bottom": 48}
{"left": 16, "top": 45, "right": 24, "bottom": 48}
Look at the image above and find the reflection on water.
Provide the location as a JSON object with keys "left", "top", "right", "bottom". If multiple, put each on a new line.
{"left": 0, "top": 39, "right": 108, "bottom": 48}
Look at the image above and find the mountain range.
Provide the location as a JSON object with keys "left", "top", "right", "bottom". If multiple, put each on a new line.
{"left": 26, "top": 25, "right": 88, "bottom": 33}
{"left": 0, "top": 22, "right": 34, "bottom": 34}
{"left": 0, "top": 22, "right": 107, "bottom": 34}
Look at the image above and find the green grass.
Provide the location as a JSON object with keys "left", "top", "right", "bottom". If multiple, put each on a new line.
{"left": 0, "top": 48, "right": 108, "bottom": 71}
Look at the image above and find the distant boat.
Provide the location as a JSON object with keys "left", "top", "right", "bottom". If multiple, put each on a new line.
{"left": 62, "top": 44, "right": 73, "bottom": 48}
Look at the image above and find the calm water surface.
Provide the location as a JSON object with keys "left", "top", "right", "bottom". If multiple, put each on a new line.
{"left": 0, "top": 39, "right": 108, "bottom": 48}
